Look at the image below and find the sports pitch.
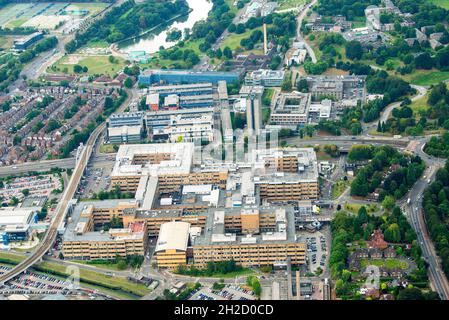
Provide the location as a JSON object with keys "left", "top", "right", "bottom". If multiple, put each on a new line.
{"left": 0, "top": 2, "right": 107, "bottom": 30}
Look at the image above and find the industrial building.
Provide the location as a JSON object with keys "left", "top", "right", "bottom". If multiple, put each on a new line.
{"left": 13, "top": 32, "right": 44, "bottom": 51}
{"left": 270, "top": 92, "right": 311, "bottom": 126}
{"left": 245, "top": 69, "right": 285, "bottom": 87}
{"left": 108, "top": 125, "right": 143, "bottom": 144}
{"left": 138, "top": 70, "right": 241, "bottom": 85}
{"left": 107, "top": 112, "right": 145, "bottom": 144}
{"left": 301, "top": 75, "right": 367, "bottom": 104}
{"left": 145, "top": 83, "right": 215, "bottom": 110}
{"left": 110, "top": 143, "right": 228, "bottom": 193}
{"left": 62, "top": 200, "right": 147, "bottom": 260}
{"left": 0, "top": 208, "right": 38, "bottom": 245}
{"left": 154, "top": 207, "right": 307, "bottom": 269}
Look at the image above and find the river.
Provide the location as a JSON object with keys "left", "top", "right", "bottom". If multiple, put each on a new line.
{"left": 118, "top": 0, "right": 213, "bottom": 55}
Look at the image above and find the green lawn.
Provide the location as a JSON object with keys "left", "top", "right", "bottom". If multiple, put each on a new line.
{"left": 220, "top": 26, "right": 263, "bottom": 52}
{"left": 277, "top": 0, "right": 306, "bottom": 10}
{"left": 175, "top": 268, "right": 255, "bottom": 279}
{"left": 428, "top": 0, "right": 449, "bottom": 9}
{"left": 51, "top": 55, "right": 126, "bottom": 76}
{"left": 351, "top": 17, "right": 366, "bottom": 28}
{"left": 344, "top": 202, "right": 379, "bottom": 214}
{"left": 72, "top": 260, "right": 125, "bottom": 271}
{"left": 6, "top": 19, "right": 26, "bottom": 28}
{"left": 65, "top": 2, "right": 109, "bottom": 16}
{"left": 409, "top": 92, "right": 430, "bottom": 115}
{"left": 99, "top": 143, "right": 118, "bottom": 154}
{"left": 360, "top": 258, "right": 409, "bottom": 270}
{"left": 331, "top": 180, "right": 349, "bottom": 199}
{"left": 403, "top": 69, "right": 449, "bottom": 86}
{"left": 83, "top": 40, "right": 110, "bottom": 49}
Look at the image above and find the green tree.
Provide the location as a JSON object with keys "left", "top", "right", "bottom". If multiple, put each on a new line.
{"left": 382, "top": 195, "right": 395, "bottom": 210}
{"left": 384, "top": 223, "right": 401, "bottom": 243}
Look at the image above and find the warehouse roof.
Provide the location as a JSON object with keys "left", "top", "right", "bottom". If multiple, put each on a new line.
{"left": 155, "top": 221, "right": 190, "bottom": 253}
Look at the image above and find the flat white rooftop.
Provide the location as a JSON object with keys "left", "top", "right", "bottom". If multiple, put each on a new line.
{"left": 112, "top": 143, "right": 195, "bottom": 177}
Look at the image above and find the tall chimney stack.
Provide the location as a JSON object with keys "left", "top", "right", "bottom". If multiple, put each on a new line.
{"left": 263, "top": 23, "right": 268, "bottom": 55}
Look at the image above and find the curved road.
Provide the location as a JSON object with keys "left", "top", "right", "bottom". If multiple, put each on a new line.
{"left": 296, "top": 0, "right": 317, "bottom": 63}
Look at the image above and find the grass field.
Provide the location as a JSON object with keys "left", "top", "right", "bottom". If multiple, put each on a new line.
{"left": 220, "top": 26, "right": 263, "bottom": 52}
{"left": 52, "top": 55, "right": 125, "bottom": 76}
{"left": 331, "top": 180, "right": 349, "bottom": 199}
{"left": 344, "top": 202, "right": 379, "bottom": 214}
{"left": 83, "top": 40, "right": 110, "bottom": 49}
{"left": 409, "top": 92, "right": 430, "bottom": 115}
{"left": 0, "top": 252, "right": 150, "bottom": 298}
{"left": 428, "top": 0, "right": 449, "bottom": 9}
{"left": 277, "top": 0, "right": 306, "bottom": 10}
{"left": 99, "top": 143, "right": 118, "bottom": 153}
{"left": 72, "top": 260, "right": 125, "bottom": 271}
{"left": 403, "top": 69, "right": 449, "bottom": 86}
{"left": 175, "top": 268, "right": 255, "bottom": 279}
{"left": 6, "top": 19, "right": 26, "bottom": 28}
{"left": 360, "top": 258, "right": 409, "bottom": 270}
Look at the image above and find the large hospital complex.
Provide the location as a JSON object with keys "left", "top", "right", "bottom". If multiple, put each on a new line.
{"left": 62, "top": 142, "right": 318, "bottom": 269}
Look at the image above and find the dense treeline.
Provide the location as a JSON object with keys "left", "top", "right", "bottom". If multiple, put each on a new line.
{"left": 157, "top": 0, "right": 235, "bottom": 68}
{"left": 175, "top": 260, "right": 244, "bottom": 276}
{"left": 336, "top": 63, "right": 414, "bottom": 123}
{"left": 350, "top": 145, "right": 425, "bottom": 199}
{"left": 330, "top": 206, "right": 433, "bottom": 299}
{"left": 317, "top": 105, "right": 363, "bottom": 135}
{"left": 422, "top": 161, "right": 449, "bottom": 279}
{"left": 424, "top": 132, "right": 449, "bottom": 158}
{"left": 0, "top": 36, "right": 58, "bottom": 91}
{"left": 65, "top": 0, "right": 189, "bottom": 53}
{"left": 395, "top": 0, "right": 449, "bottom": 27}
{"left": 316, "top": 0, "right": 380, "bottom": 20}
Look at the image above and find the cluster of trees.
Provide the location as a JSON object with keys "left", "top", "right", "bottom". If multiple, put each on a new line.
{"left": 425, "top": 82, "right": 449, "bottom": 129}
{"left": 395, "top": 0, "right": 449, "bottom": 28}
{"left": 350, "top": 145, "right": 425, "bottom": 200}
{"left": 19, "top": 36, "right": 58, "bottom": 64}
{"left": 316, "top": 0, "right": 381, "bottom": 20}
{"left": 87, "top": 254, "right": 144, "bottom": 270}
{"left": 330, "top": 206, "right": 431, "bottom": 299}
{"left": 158, "top": 47, "right": 200, "bottom": 69}
{"left": 65, "top": 0, "right": 189, "bottom": 53}
{"left": 175, "top": 260, "right": 244, "bottom": 277}
{"left": 317, "top": 105, "right": 363, "bottom": 135}
{"left": 166, "top": 28, "right": 182, "bottom": 42}
{"left": 424, "top": 132, "right": 449, "bottom": 158}
{"left": 163, "top": 282, "right": 201, "bottom": 300}
{"left": 188, "top": 0, "right": 235, "bottom": 53}
{"left": 366, "top": 70, "right": 414, "bottom": 105}
{"left": 92, "top": 185, "right": 134, "bottom": 200}
{"left": 422, "top": 161, "right": 449, "bottom": 279}
{"left": 0, "top": 36, "right": 58, "bottom": 91}
{"left": 246, "top": 275, "right": 261, "bottom": 297}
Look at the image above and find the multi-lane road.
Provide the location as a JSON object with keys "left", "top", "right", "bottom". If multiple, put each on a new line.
{"left": 0, "top": 154, "right": 114, "bottom": 177}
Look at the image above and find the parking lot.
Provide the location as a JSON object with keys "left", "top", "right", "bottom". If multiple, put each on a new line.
{"left": 305, "top": 231, "right": 328, "bottom": 273}
{"left": 77, "top": 163, "right": 113, "bottom": 198}
{"left": 189, "top": 284, "right": 256, "bottom": 301}
{"left": 0, "top": 264, "right": 113, "bottom": 299}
